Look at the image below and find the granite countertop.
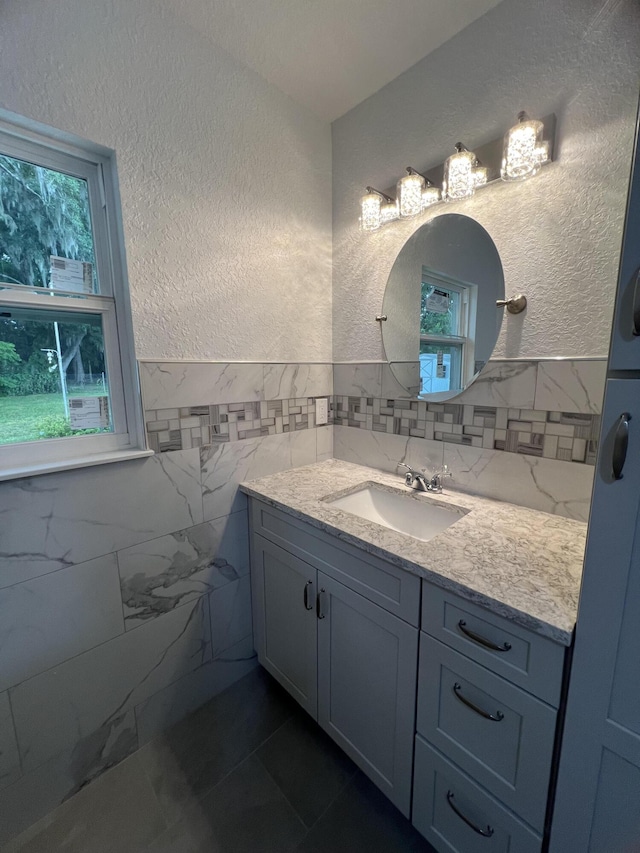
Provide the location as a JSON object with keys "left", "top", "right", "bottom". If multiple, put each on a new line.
{"left": 240, "top": 459, "right": 588, "bottom": 645}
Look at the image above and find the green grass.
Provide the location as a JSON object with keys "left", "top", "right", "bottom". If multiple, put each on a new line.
{"left": 0, "top": 385, "right": 107, "bottom": 444}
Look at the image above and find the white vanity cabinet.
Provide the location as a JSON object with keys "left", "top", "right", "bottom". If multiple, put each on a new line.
{"left": 249, "top": 499, "right": 420, "bottom": 816}
{"left": 412, "top": 585, "right": 567, "bottom": 853}
{"left": 247, "top": 495, "right": 570, "bottom": 848}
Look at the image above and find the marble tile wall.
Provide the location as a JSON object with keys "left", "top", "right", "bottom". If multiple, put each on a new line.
{"left": 332, "top": 359, "right": 606, "bottom": 523}
{"left": 0, "top": 360, "right": 332, "bottom": 846}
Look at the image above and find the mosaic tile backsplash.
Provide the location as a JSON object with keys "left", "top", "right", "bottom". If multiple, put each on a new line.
{"left": 146, "top": 397, "right": 326, "bottom": 452}
{"left": 146, "top": 393, "right": 599, "bottom": 466}
{"left": 331, "top": 397, "right": 600, "bottom": 465}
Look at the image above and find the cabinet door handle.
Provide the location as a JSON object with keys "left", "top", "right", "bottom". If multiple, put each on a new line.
{"left": 612, "top": 413, "right": 631, "bottom": 480}
{"left": 446, "top": 791, "right": 494, "bottom": 838}
{"left": 303, "top": 580, "right": 314, "bottom": 611}
{"left": 632, "top": 269, "right": 640, "bottom": 336}
{"left": 457, "top": 620, "right": 511, "bottom": 652}
{"left": 316, "top": 588, "right": 326, "bottom": 619}
{"left": 453, "top": 682, "right": 504, "bottom": 722}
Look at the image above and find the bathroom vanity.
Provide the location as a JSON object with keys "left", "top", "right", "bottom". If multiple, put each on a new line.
{"left": 241, "top": 459, "right": 586, "bottom": 853}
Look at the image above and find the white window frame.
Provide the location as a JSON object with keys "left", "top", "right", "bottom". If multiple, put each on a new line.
{"left": 0, "top": 112, "right": 151, "bottom": 480}
{"left": 420, "top": 269, "right": 478, "bottom": 395}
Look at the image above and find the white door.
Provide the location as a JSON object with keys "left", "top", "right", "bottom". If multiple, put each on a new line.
{"left": 550, "top": 379, "right": 640, "bottom": 852}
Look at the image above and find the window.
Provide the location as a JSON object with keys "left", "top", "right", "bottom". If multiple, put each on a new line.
{"left": 419, "top": 268, "right": 477, "bottom": 396}
{"left": 0, "top": 115, "right": 149, "bottom": 479}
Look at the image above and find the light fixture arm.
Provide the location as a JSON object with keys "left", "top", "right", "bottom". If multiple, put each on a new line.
{"left": 365, "top": 186, "right": 395, "bottom": 204}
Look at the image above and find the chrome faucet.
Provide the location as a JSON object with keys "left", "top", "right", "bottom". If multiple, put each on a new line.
{"left": 397, "top": 462, "right": 452, "bottom": 493}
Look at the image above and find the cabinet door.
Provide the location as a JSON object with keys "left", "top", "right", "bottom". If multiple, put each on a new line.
{"left": 316, "top": 572, "right": 418, "bottom": 817}
{"left": 251, "top": 534, "right": 318, "bottom": 717}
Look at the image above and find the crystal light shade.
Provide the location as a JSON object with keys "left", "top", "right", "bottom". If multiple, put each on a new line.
{"left": 421, "top": 184, "right": 441, "bottom": 209}
{"left": 398, "top": 170, "right": 425, "bottom": 218}
{"left": 443, "top": 146, "right": 483, "bottom": 202}
{"left": 501, "top": 113, "right": 548, "bottom": 181}
{"left": 360, "top": 190, "right": 382, "bottom": 231}
{"left": 381, "top": 199, "right": 400, "bottom": 224}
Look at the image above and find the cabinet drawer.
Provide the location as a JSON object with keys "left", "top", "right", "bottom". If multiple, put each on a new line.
{"left": 421, "top": 583, "right": 565, "bottom": 706}
{"left": 413, "top": 736, "right": 542, "bottom": 853}
{"left": 417, "top": 633, "right": 556, "bottom": 831}
{"left": 251, "top": 499, "right": 421, "bottom": 625}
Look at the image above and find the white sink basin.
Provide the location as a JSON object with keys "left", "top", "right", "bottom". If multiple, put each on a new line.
{"left": 324, "top": 482, "right": 467, "bottom": 543}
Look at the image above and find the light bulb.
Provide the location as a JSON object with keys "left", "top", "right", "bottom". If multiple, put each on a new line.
{"left": 443, "top": 145, "right": 479, "bottom": 201}
{"left": 501, "top": 112, "right": 547, "bottom": 181}
{"left": 360, "top": 190, "right": 382, "bottom": 231}
{"left": 398, "top": 169, "right": 425, "bottom": 218}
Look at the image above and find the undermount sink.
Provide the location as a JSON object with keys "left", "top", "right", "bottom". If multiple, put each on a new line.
{"left": 324, "top": 482, "right": 467, "bottom": 543}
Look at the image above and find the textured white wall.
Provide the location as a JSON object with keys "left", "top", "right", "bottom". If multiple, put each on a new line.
{"left": 332, "top": 0, "right": 640, "bottom": 361}
{"left": 0, "top": 0, "right": 332, "bottom": 361}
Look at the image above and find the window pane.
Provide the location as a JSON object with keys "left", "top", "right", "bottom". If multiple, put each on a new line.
{"left": 0, "top": 153, "right": 98, "bottom": 293}
{"left": 0, "top": 309, "right": 112, "bottom": 445}
{"left": 420, "top": 283, "right": 460, "bottom": 337}
{"left": 420, "top": 343, "right": 463, "bottom": 394}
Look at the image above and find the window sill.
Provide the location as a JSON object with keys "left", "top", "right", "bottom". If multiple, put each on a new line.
{"left": 0, "top": 447, "right": 155, "bottom": 482}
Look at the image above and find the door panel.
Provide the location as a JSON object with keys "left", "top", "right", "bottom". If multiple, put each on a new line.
{"left": 251, "top": 534, "right": 318, "bottom": 717}
{"left": 550, "top": 379, "right": 640, "bottom": 852}
{"left": 316, "top": 572, "right": 418, "bottom": 817}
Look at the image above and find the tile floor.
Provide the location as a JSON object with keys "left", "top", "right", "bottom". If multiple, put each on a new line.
{"left": 4, "top": 667, "right": 436, "bottom": 853}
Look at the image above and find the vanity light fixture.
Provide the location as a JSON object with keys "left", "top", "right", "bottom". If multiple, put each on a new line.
{"left": 501, "top": 112, "right": 550, "bottom": 181}
{"left": 360, "top": 186, "right": 396, "bottom": 231}
{"left": 442, "top": 143, "right": 486, "bottom": 202}
{"left": 359, "top": 113, "right": 555, "bottom": 232}
{"left": 396, "top": 168, "right": 426, "bottom": 218}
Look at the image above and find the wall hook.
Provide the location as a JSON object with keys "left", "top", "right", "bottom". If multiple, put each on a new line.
{"left": 496, "top": 295, "right": 527, "bottom": 314}
{"left": 375, "top": 314, "right": 388, "bottom": 322}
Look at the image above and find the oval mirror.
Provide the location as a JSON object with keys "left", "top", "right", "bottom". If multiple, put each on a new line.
{"left": 381, "top": 214, "right": 505, "bottom": 401}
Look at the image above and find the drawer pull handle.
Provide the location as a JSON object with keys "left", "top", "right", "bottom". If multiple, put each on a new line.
{"left": 316, "top": 588, "right": 326, "bottom": 619}
{"left": 446, "top": 791, "right": 494, "bottom": 838}
{"left": 453, "top": 682, "right": 504, "bottom": 722}
{"left": 303, "top": 580, "right": 314, "bottom": 611}
{"left": 458, "top": 620, "right": 512, "bottom": 652}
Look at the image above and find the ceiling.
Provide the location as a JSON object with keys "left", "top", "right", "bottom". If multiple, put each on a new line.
{"left": 178, "top": 0, "right": 503, "bottom": 122}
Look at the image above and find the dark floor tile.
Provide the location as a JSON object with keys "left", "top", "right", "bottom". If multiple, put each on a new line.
{"left": 5, "top": 753, "right": 166, "bottom": 853}
{"left": 139, "top": 667, "right": 295, "bottom": 825}
{"left": 146, "top": 755, "right": 306, "bottom": 853}
{"left": 295, "top": 771, "right": 437, "bottom": 853}
{"left": 256, "top": 709, "right": 357, "bottom": 828}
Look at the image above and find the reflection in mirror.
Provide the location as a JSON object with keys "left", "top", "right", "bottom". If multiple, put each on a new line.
{"left": 381, "top": 214, "right": 505, "bottom": 401}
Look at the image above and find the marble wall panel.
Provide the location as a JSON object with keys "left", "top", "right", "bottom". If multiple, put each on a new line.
{"left": 263, "top": 363, "right": 332, "bottom": 399}
{"left": 10, "top": 596, "right": 210, "bottom": 772}
{"left": 290, "top": 429, "right": 319, "bottom": 468}
{"left": 333, "top": 363, "right": 382, "bottom": 398}
{"left": 534, "top": 359, "right": 607, "bottom": 414}
{"left": 441, "top": 361, "right": 538, "bottom": 408}
{"left": 0, "top": 554, "right": 124, "bottom": 692}
{"left": 443, "top": 443, "right": 595, "bottom": 522}
{"left": 0, "top": 691, "right": 20, "bottom": 791}
{"left": 210, "top": 575, "right": 252, "bottom": 657}
{"left": 201, "top": 432, "right": 294, "bottom": 521}
{"left": 333, "top": 425, "right": 444, "bottom": 476}
{"left": 317, "top": 425, "right": 333, "bottom": 462}
{"left": 0, "top": 449, "right": 203, "bottom": 589}
{"left": 134, "top": 635, "right": 257, "bottom": 746}
{"left": 139, "top": 362, "right": 264, "bottom": 410}
{"left": 117, "top": 512, "right": 249, "bottom": 630}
